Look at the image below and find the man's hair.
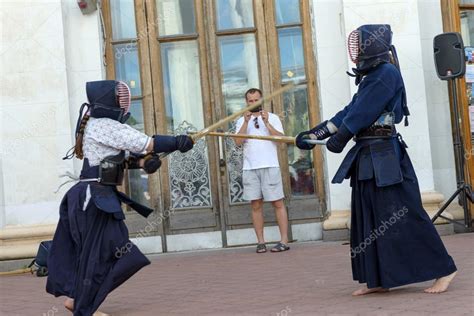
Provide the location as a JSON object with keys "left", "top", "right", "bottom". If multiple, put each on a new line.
{"left": 244, "top": 88, "right": 262, "bottom": 100}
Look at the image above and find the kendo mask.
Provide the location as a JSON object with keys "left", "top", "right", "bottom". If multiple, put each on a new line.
{"left": 348, "top": 24, "right": 393, "bottom": 76}
{"left": 86, "top": 80, "right": 131, "bottom": 123}
{"left": 347, "top": 24, "right": 410, "bottom": 125}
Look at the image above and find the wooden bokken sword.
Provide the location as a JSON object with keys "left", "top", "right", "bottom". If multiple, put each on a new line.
{"left": 159, "top": 84, "right": 296, "bottom": 159}
{"left": 198, "top": 132, "right": 326, "bottom": 146}
{"left": 191, "top": 131, "right": 295, "bottom": 144}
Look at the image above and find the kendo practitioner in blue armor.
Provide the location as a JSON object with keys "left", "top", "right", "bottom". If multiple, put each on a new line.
{"left": 46, "top": 80, "right": 194, "bottom": 315}
{"left": 296, "top": 25, "right": 457, "bottom": 296}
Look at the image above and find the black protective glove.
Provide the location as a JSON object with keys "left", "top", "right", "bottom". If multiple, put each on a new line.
{"left": 175, "top": 135, "right": 194, "bottom": 153}
{"left": 127, "top": 153, "right": 162, "bottom": 174}
{"left": 153, "top": 135, "right": 194, "bottom": 153}
{"left": 296, "top": 120, "right": 333, "bottom": 150}
{"left": 326, "top": 124, "right": 353, "bottom": 153}
{"left": 142, "top": 154, "right": 162, "bottom": 173}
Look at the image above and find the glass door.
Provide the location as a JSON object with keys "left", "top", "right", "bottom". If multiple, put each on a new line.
{"left": 205, "top": 0, "right": 273, "bottom": 233}
{"left": 145, "top": 0, "right": 222, "bottom": 240}
{"left": 264, "top": 0, "right": 326, "bottom": 219}
{"left": 102, "top": 0, "right": 165, "bottom": 238}
{"left": 206, "top": 0, "right": 326, "bottom": 237}
{"left": 103, "top": 0, "right": 326, "bottom": 249}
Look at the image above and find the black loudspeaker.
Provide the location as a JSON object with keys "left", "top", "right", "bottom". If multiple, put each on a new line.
{"left": 433, "top": 32, "right": 466, "bottom": 80}
{"left": 431, "top": 32, "right": 473, "bottom": 230}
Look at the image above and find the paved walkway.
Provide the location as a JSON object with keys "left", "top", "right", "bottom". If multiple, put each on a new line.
{"left": 0, "top": 234, "right": 473, "bottom": 316}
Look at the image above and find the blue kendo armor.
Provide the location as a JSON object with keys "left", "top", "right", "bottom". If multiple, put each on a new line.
{"left": 330, "top": 63, "right": 405, "bottom": 135}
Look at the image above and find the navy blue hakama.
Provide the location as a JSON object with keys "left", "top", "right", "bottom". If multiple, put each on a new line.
{"left": 46, "top": 182, "right": 150, "bottom": 316}
{"left": 335, "top": 138, "right": 457, "bottom": 289}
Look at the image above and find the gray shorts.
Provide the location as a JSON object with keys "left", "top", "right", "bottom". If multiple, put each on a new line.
{"left": 242, "top": 167, "right": 284, "bottom": 202}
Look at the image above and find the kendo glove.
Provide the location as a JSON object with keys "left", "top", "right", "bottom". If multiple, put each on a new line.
{"left": 153, "top": 135, "right": 194, "bottom": 153}
{"left": 326, "top": 123, "right": 353, "bottom": 153}
{"left": 175, "top": 135, "right": 194, "bottom": 153}
{"left": 142, "top": 154, "right": 162, "bottom": 173}
{"left": 296, "top": 120, "right": 335, "bottom": 150}
{"left": 127, "top": 153, "right": 162, "bottom": 174}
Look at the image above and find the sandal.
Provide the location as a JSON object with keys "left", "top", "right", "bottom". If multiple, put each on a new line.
{"left": 271, "top": 242, "right": 290, "bottom": 252}
{"left": 256, "top": 243, "right": 267, "bottom": 253}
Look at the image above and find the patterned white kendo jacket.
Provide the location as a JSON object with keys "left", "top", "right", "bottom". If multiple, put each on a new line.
{"left": 83, "top": 117, "right": 151, "bottom": 166}
{"left": 64, "top": 117, "right": 154, "bottom": 219}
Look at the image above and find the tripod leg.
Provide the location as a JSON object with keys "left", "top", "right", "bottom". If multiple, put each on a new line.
{"left": 465, "top": 185, "right": 474, "bottom": 203}
{"left": 431, "top": 187, "right": 464, "bottom": 223}
{"left": 462, "top": 185, "right": 473, "bottom": 228}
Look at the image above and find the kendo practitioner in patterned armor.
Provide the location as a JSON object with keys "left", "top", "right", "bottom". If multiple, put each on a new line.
{"left": 296, "top": 25, "right": 457, "bottom": 296}
{"left": 46, "top": 80, "right": 194, "bottom": 315}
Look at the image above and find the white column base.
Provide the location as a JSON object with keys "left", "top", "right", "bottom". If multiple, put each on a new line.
{"left": 322, "top": 191, "right": 461, "bottom": 240}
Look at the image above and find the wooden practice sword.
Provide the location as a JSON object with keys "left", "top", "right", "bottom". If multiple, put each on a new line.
{"left": 191, "top": 131, "right": 296, "bottom": 144}
{"left": 159, "top": 83, "right": 295, "bottom": 158}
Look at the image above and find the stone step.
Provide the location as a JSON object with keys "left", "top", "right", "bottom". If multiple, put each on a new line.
{"left": 0, "top": 244, "right": 39, "bottom": 261}
{"left": 0, "top": 224, "right": 55, "bottom": 260}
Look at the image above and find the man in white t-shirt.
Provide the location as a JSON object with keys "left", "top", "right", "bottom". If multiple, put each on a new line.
{"left": 234, "top": 88, "right": 289, "bottom": 253}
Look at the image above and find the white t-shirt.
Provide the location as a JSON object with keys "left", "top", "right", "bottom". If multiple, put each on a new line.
{"left": 235, "top": 112, "right": 284, "bottom": 170}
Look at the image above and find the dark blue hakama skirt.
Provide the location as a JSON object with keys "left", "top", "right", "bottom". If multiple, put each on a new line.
{"left": 46, "top": 183, "right": 150, "bottom": 316}
{"left": 346, "top": 141, "right": 457, "bottom": 289}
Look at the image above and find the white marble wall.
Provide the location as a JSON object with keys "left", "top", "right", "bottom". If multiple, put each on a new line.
{"left": 417, "top": 0, "right": 457, "bottom": 198}
{"left": 311, "top": 0, "right": 353, "bottom": 211}
{"left": 0, "top": 97, "right": 4, "bottom": 227}
{"left": 0, "top": 1, "right": 103, "bottom": 227}
{"left": 0, "top": 157, "right": 4, "bottom": 228}
{"left": 0, "top": 0, "right": 74, "bottom": 226}
{"left": 61, "top": 0, "right": 104, "bottom": 173}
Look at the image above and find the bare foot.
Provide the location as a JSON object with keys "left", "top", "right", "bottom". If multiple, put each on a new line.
{"left": 64, "top": 298, "right": 74, "bottom": 312}
{"left": 424, "top": 271, "right": 457, "bottom": 294}
{"left": 352, "top": 286, "right": 389, "bottom": 296}
{"left": 64, "top": 298, "right": 109, "bottom": 315}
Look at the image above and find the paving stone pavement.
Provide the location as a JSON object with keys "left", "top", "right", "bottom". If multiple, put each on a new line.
{"left": 0, "top": 233, "right": 473, "bottom": 316}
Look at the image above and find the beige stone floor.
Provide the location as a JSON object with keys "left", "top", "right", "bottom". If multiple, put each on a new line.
{"left": 0, "top": 234, "right": 473, "bottom": 316}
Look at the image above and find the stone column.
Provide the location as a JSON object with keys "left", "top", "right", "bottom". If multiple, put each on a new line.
{"left": 311, "top": 0, "right": 353, "bottom": 236}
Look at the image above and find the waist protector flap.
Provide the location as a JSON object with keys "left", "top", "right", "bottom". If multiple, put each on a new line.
{"left": 90, "top": 184, "right": 125, "bottom": 220}
{"left": 369, "top": 141, "right": 403, "bottom": 187}
{"left": 332, "top": 144, "right": 363, "bottom": 184}
{"left": 357, "top": 147, "right": 374, "bottom": 181}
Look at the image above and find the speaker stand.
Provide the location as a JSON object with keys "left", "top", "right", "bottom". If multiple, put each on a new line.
{"left": 431, "top": 77, "right": 474, "bottom": 231}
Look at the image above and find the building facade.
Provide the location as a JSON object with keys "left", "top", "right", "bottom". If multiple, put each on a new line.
{"left": 1, "top": 0, "right": 471, "bottom": 260}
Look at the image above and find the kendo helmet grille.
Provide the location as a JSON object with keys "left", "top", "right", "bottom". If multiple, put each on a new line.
{"left": 348, "top": 30, "right": 360, "bottom": 63}
{"left": 116, "top": 81, "right": 131, "bottom": 114}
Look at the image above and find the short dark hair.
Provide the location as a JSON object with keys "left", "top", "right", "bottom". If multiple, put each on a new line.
{"left": 244, "top": 88, "right": 262, "bottom": 100}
